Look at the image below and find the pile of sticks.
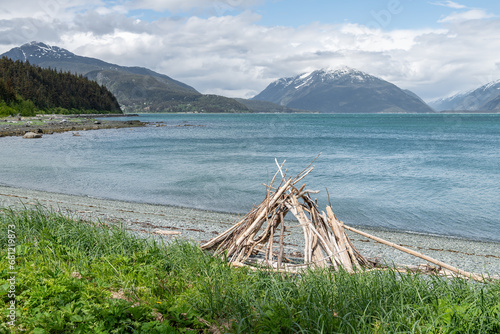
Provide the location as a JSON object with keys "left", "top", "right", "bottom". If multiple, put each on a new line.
{"left": 201, "top": 160, "right": 371, "bottom": 272}
{"left": 202, "top": 159, "right": 494, "bottom": 282}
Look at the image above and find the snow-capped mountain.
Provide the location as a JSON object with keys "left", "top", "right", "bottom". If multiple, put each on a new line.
{"left": 429, "top": 80, "right": 500, "bottom": 111}
{"left": 4, "top": 41, "right": 76, "bottom": 61}
{"left": 252, "top": 67, "right": 434, "bottom": 113}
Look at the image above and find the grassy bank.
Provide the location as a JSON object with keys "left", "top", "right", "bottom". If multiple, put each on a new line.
{"left": 1, "top": 206, "right": 499, "bottom": 333}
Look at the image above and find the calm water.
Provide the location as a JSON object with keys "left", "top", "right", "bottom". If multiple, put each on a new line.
{"left": 1, "top": 113, "right": 499, "bottom": 241}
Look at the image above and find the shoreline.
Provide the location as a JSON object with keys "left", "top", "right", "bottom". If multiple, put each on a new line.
{"left": 1, "top": 184, "right": 499, "bottom": 276}
{"left": 0, "top": 114, "right": 145, "bottom": 137}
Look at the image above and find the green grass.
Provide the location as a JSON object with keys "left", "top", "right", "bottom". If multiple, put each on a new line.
{"left": 1, "top": 206, "right": 499, "bottom": 333}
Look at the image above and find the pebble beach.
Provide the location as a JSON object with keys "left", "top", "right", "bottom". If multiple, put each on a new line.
{"left": 1, "top": 185, "right": 499, "bottom": 277}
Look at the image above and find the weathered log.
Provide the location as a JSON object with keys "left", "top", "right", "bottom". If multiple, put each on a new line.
{"left": 343, "top": 224, "right": 484, "bottom": 282}
{"left": 326, "top": 206, "right": 353, "bottom": 272}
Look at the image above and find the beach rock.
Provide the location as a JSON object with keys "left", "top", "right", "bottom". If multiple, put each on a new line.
{"left": 23, "top": 131, "right": 43, "bottom": 139}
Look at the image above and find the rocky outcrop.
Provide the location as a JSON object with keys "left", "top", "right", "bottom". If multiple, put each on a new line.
{"left": 23, "top": 131, "right": 43, "bottom": 139}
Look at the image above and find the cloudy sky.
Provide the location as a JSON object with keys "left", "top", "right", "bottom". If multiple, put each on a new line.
{"left": 1, "top": 0, "right": 499, "bottom": 101}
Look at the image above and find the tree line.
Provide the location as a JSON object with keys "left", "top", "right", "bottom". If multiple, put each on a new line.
{"left": 0, "top": 57, "right": 121, "bottom": 116}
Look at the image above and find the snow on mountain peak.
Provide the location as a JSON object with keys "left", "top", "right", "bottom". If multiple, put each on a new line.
{"left": 433, "top": 78, "right": 500, "bottom": 105}
{"left": 270, "top": 66, "right": 379, "bottom": 92}
{"left": 298, "top": 71, "right": 313, "bottom": 80}
{"left": 293, "top": 75, "right": 313, "bottom": 90}
{"left": 480, "top": 78, "right": 500, "bottom": 91}
{"left": 253, "top": 65, "right": 434, "bottom": 113}
{"left": 312, "top": 66, "right": 379, "bottom": 84}
{"left": 323, "top": 65, "right": 355, "bottom": 74}
{"left": 19, "top": 41, "right": 75, "bottom": 60}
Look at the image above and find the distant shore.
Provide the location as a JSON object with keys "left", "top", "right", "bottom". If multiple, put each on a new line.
{"left": 61, "top": 113, "right": 140, "bottom": 118}
{"left": 0, "top": 114, "right": 145, "bottom": 137}
{"left": 1, "top": 184, "right": 499, "bottom": 276}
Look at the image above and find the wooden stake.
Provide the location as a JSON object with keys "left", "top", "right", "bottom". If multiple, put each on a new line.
{"left": 278, "top": 211, "right": 285, "bottom": 267}
{"left": 327, "top": 206, "right": 353, "bottom": 272}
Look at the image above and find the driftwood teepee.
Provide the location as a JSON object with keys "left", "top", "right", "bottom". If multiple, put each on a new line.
{"left": 201, "top": 159, "right": 492, "bottom": 282}
{"left": 201, "top": 159, "right": 371, "bottom": 272}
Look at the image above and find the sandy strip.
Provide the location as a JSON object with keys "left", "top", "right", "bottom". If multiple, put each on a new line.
{"left": 1, "top": 185, "right": 499, "bottom": 276}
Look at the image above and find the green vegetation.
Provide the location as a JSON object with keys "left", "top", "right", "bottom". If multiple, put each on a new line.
{"left": 162, "top": 95, "right": 251, "bottom": 114}
{"left": 0, "top": 57, "right": 121, "bottom": 116}
{"left": 87, "top": 69, "right": 250, "bottom": 114}
{"left": 86, "top": 69, "right": 201, "bottom": 114}
{"left": 1, "top": 206, "right": 499, "bottom": 333}
{"left": 0, "top": 99, "right": 36, "bottom": 117}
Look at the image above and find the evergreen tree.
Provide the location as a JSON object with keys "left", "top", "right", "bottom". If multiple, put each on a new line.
{"left": 0, "top": 57, "right": 122, "bottom": 114}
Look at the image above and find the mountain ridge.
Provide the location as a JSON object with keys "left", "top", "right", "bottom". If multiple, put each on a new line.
{"left": 3, "top": 42, "right": 198, "bottom": 93}
{"left": 429, "top": 80, "right": 500, "bottom": 112}
{"left": 10, "top": 43, "right": 493, "bottom": 113}
{"left": 252, "top": 67, "right": 435, "bottom": 113}
{"left": 1, "top": 42, "right": 250, "bottom": 113}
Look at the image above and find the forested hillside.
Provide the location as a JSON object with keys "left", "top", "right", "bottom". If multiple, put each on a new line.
{"left": 2, "top": 43, "right": 251, "bottom": 114}
{"left": 0, "top": 57, "right": 121, "bottom": 115}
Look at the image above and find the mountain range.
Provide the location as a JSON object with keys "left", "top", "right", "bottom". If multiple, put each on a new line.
{"left": 429, "top": 80, "right": 500, "bottom": 112}
{"left": 252, "top": 67, "right": 434, "bottom": 113}
{"left": 3, "top": 42, "right": 500, "bottom": 113}
{"left": 1, "top": 42, "right": 250, "bottom": 113}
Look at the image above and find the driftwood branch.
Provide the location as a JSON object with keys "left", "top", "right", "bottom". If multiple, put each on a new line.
{"left": 343, "top": 225, "right": 484, "bottom": 282}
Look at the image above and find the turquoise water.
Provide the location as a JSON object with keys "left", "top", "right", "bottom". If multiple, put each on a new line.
{"left": 1, "top": 113, "right": 499, "bottom": 241}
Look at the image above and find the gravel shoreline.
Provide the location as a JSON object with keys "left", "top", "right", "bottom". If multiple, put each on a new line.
{"left": 0, "top": 114, "right": 144, "bottom": 137}
{"left": 1, "top": 185, "right": 499, "bottom": 276}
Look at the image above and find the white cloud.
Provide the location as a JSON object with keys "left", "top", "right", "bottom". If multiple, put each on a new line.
{"left": 0, "top": 0, "right": 102, "bottom": 20}
{"left": 429, "top": 1, "right": 467, "bottom": 9}
{"left": 126, "top": 0, "right": 263, "bottom": 14}
{"left": 129, "top": 0, "right": 212, "bottom": 12}
{"left": 439, "top": 9, "right": 495, "bottom": 23}
{"left": 0, "top": 2, "right": 500, "bottom": 101}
